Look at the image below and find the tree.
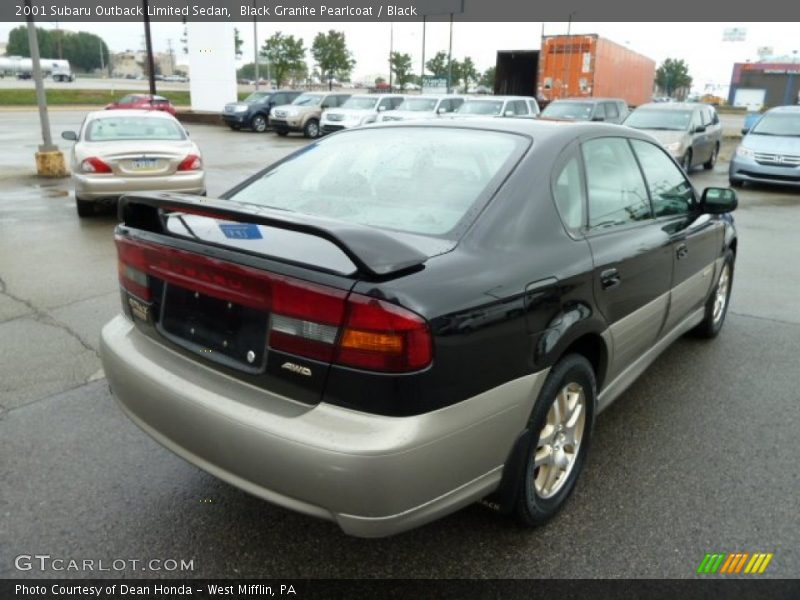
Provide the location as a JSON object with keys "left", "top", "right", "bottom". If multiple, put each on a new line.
{"left": 448, "top": 59, "right": 462, "bottom": 91}
{"left": 425, "top": 51, "right": 449, "bottom": 78}
{"left": 459, "top": 57, "right": 478, "bottom": 93}
{"left": 312, "top": 30, "right": 356, "bottom": 90}
{"left": 480, "top": 66, "right": 495, "bottom": 90}
{"left": 655, "top": 58, "right": 693, "bottom": 98}
{"left": 260, "top": 32, "right": 306, "bottom": 87}
{"left": 390, "top": 52, "right": 414, "bottom": 90}
{"left": 6, "top": 26, "right": 108, "bottom": 72}
{"left": 234, "top": 28, "right": 244, "bottom": 59}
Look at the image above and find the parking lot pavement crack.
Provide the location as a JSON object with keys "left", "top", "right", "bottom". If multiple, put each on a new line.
{"left": 0, "top": 279, "right": 99, "bottom": 358}
{"left": 730, "top": 311, "right": 800, "bottom": 328}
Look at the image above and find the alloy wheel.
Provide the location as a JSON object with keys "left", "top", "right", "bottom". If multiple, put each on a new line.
{"left": 712, "top": 264, "right": 731, "bottom": 324}
{"left": 533, "top": 382, "right": 586, "bottom": 499}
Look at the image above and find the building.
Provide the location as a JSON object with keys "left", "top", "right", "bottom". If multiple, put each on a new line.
{"left": 728, "top": 61, "right": 800, "bottom": 111}
{"left": 111, "top": 51, "right": 179, "bottom": 79}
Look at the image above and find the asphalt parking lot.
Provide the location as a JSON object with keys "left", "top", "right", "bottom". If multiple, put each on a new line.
{"left": 1, "top": 110, "right": 798, "bottom": 579}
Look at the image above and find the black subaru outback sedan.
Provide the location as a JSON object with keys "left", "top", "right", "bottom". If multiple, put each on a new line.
{"left": 101, "top": 120, "right": 737, "bottom": 537}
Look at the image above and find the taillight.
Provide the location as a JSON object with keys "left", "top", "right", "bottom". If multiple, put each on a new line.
{"left": 336, "top": 295, "right": 432, "bottom": 372}
{"left": 114, "top": 235, "right": 433, "bottom": 373}
{"left": 81, "top": 157, "right": 112, "bottom": 173}
{"left": 177, "top": 154, "right": 202, "bottom": 171}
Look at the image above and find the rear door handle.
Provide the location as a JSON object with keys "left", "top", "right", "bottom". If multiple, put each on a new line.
{"left": 600, "top": 268, "right": 621, "bottom": 290}
{"left": 676, "top": 243, "right": 689, "bottom": 260}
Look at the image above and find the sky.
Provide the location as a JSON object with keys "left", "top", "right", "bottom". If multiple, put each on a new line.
{"left": 1, "top": 21, "right": 799, "bottom": 92}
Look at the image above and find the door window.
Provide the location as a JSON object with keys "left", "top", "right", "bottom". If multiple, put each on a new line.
{"left": 604, "top": 102, "right": 619, "bottom": 120}
{"left": 506, "top": 100, "right": 529, "bottom": 116}
{"left": 630, "top": 140, "right": 694, "bottom": 217}
{"left": 582, "top": 138, "right": 652, "bottom": 229}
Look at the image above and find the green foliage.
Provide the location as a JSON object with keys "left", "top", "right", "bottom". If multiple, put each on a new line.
{"left": 425, "top": 51, "right": 449, "bottom": 78}
{"left": 234, "top": 28, "right": 244, "bottom": 59}
{"left": 458, "top": 57, "right": 479, "bottom": 92}
{"left": 260, "top": 32, "right": 307, "bottom": 87}
{"left": 390, "top": 52, "right": 414, "bottom": 89}
{"left": 655, "top": 58, "right": 693, "bottom": 97}
{"left": 6, "top": 26, "right": 109, "bottom": 72}
{"left": 312, "top": 30, "right": 356, "bottom": 88}
{"left": 480, "top": 66, "right": 496, "bottom": 90}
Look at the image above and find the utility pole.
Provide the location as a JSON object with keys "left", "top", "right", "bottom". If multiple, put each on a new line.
{"left": 447, "top": 13, "right": 454, "bottom": 93}
{"left": 562, "top": 12, "right": 577, "bottom": 99}
{"left": 252, "top": 0, "right": 259, "bottom": 89}
{"left": 99, "top": 40, "right": 105, "bottom": 74}
{"left": 142, "top": 0, "right": 156, "bottom": 95}
{"left": 420, "top": 16, "right": 426, "bottom": 87}
{"left": 389, "top": 22, "right": 394, "bottom": 90}
{"left": 25, "top": 0, "right": 65, "bottom": 176}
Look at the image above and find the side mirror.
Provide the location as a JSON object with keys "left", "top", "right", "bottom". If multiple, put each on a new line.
{"left": 741, "top": 127, "right": 749, "bottom": 135}
{"left": 377, "top": 105, "right": 387, "bottom": 112}
{"left": 504, "top": 110, "right": 515, "bottom": 117}
{"left": 694, "top": 125, "right": 707, "bottom": 133}
{"left": 437, "top": 107, "right": 447, "bottom": 114}
{"left": 700, "top": 187, "right": 737, "bottom": 214}
{"left": 61, "top": 131, "right": 78, "bottom": 141}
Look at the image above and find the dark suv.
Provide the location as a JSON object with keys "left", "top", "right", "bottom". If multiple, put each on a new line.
{"left": 222, "top": 90, "right": 302, "bottom": 133}
{"left": 541, "top": 98, "right": 630, "bottom": 124}
{"left": 103, "top": 121, "right": 738, "bottom": 537}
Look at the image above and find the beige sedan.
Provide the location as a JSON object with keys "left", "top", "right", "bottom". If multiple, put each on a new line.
{"left": 62, "top": 110, "right": 205, "bottom": 217}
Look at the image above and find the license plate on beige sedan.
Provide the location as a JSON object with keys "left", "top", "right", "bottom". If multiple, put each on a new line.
{"left": 131, "top": 158, "right": 158, "bottom": 170}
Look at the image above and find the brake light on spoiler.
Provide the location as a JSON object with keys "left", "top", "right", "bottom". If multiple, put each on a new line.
{"left": 116, "top": 235, "right": 432, "bottom": 373}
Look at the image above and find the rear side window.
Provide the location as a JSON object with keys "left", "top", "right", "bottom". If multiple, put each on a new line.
{"left": 630, "top": 140, "right": 694, "bottom": 217}
{"left": 605, "top": 102, "right": 619, "bottom": 119}
{"left": 582, "top": 137, "right": 652, "bottom": 229}
{"left": 553, "top": 156, "right": 585, "bottom": 230}
{"left": 228, "top": 128, "right": 526, "bottom": 238}
{"left": 527, "top": 99, "right": 540, "bottom": 115}
{"left": 507, "top": 100, "right": 529, "bottom": 116}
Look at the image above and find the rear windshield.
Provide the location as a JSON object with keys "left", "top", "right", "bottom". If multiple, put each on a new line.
{"left": 457, "top": 100, "right": 504, "bottom": 115}
{"left": 85, "top": 117, "right": 186, "bottom": 141}
{"left": 117, "top": 95, "right": 143, "bottom": 104}
{"left": 625, "top": 109, "right": 692, "bottom": 131}
{"left": 750, "top": 112, "right": 800, "bottom": 136}
{"left": 399, "top": 98, "right": 438, "bottom": 111}
{"left": 292, "top": 94, "right": 323, "bottom": 106}
{"left": 542, "top": 102, "right": 594, "bottom": 120}
{"left": 341, "top": 96, "right": 378, "bottom": 109}
{"left": 227, "top": 128, "right": 526, "bottom": 238}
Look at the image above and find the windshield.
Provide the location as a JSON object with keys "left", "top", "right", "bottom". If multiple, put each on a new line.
{"left": 292, "top": 94, "right": 323, "bottom": 107}
{"left": 399, "top": 98, "right": 438, "bottom": 111}
{"left": 341, "top": 96, "right": 378, "bottom": 109}
{"left": 243, "top": 92, "right": 270, "bottom": 104}
{"left": 227, "top": 128, "right": 525, "bottom": 238}
{"left": 457, "top": 100, "right": 504, "bottom": 115}
{"left": 625, "top": 109, "right": 692, "bottom": 131}
{"left": 750, "top": 112, "right": 800, "bottom": 137}
{"left": 85, "top": 117, "right": 186, "bottom": 142}
{"left": 542, "top": 102, "right": 594, "bottom": 120}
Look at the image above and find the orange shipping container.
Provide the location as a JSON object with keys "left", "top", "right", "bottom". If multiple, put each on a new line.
{"left": 538, "top": 35, "right": 655, "bottom": 107}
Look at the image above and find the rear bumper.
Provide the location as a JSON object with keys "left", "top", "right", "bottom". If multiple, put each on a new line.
{"left": 729, "top": 156, "right": 800, "bottom": 186}
{"left": 73, "top": 171, "right": 205, "bottom": 200}
{"left": 101, "top": 316, "right": 546, "bottom": 537}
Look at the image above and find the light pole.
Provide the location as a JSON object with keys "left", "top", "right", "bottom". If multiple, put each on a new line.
{"left": 252, "top": 0, "right": 259, "bottom": 89}
{"left": 142, "top": 0, "right": 156, "bottom": 95}
{"left": 389, "top": 22, "right": 394, "bottom": 90}
{"left": 24, "top": 0, "right": 65, "bottom": 176}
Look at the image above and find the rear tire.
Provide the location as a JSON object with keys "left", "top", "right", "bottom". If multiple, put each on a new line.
{"left": 75, "top": 197, "right": 94, "bottom": 218}
{"left": 694, "top": 249, "right": 734, "bottom": 339}
{"left": 250, "top": 114, "right": 267, "bottom": 133}
{"left": 704, "top": 143, "right": 719, "bottom": 170}
{"left": 513, "top": 354, "right": 596, "bottom": 527}
{"left": 303, "top": 119, "right": 320, "bottom": 139}
{"left": 681, "top": 149, "right": 693, "bottom": 173}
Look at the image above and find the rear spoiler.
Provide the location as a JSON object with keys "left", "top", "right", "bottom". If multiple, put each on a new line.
{"left": 118, "top": 192, "right": 428, "bottom": 279}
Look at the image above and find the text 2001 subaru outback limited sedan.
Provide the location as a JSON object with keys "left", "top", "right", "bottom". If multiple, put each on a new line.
{"left": 101, "top": 120, "right": 738, "bottom": 537}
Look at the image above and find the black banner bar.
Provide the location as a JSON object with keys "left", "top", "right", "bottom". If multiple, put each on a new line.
{"left": 2, "top": 0, "right": 796, "bottom": 22}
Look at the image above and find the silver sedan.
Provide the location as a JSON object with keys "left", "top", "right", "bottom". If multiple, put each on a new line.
{"left": 62, "top": 109, "right": 205, "bottom": 217}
